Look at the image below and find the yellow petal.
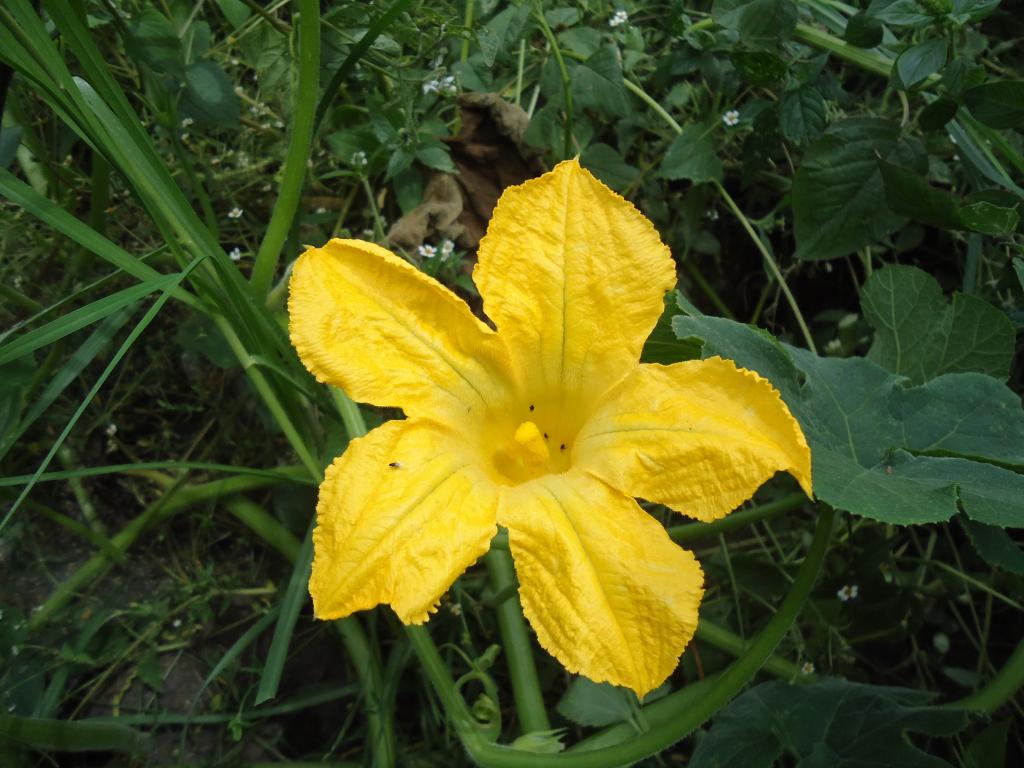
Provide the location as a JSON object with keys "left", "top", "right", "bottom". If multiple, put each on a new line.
{"left": 500, "top": 472, "right": 703, "bottom": 696}
{"left": 289, "top": 239, "right": 511, "bottom": 420}
{"left": 576, "top": 357, "right": 813, "bottom": 522}
{"left": 310, "top": 419, "right": 498, "bottom": 624}
{"left": 474, "top": 159, "right": 676, "bottom": 407}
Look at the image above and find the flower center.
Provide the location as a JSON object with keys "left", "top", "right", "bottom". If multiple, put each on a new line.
{"left": 489, "top": 401, "right": 580, "bottom": 484}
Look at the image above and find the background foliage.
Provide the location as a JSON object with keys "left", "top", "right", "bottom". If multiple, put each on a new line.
{"left": 0, "top": 0, "right": 1022, "bottom": 765}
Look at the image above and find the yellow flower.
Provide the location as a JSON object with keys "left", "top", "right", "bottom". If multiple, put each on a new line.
{"left": 288, "top": 159, "right": 812, "bottom": 696}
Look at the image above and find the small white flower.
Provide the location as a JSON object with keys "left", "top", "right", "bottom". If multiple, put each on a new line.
{"left": 173, "top": 618, "right": 182, "bottom": 628}
{"left": 237, "top": 152, "right": 249, "bottom": 166}
{"left": 440, "top": 75, "right": 457, "bottom": 94}
{"left": 707, "top": 209, "right": 719, "bottom": 221}
{"left": 800, "top": 661, "right": 815, "bottom": 675}
{"left": 229, "top": 247, "right": 242, "bottom": 261}
{"left": 837, "top": 584, "right": 859, "bottom": 602}
{"left": 180, "top": 117, "right": 194, "bottom": 128}
{"left": 418, "top": 244, "right": 438, "bottom": 259}
{"left": 228, "top": 207, "right": 244, "bottom": 220}
{"left": 609, "top": 9, "right": 629, "bottom": 27}
{"left": 440, "top": 239, "right": 455, "bottom": 259}
{"left": 351, "top": 150, "right": 368, "bottom": 167}
{"left": 722, "top": 109, "right": 741, "bottom": 127}
{"left": 824, "top": 338, "right": 843, "bottom": 355}
{"left": 449, "top": 602, "right": 462, "bottom": 616}
{"left": 105, "top": 423, "right": 117, "bottom": 437}
{"left": 180, "top": 132, "right": 190, "bottom": 142}
{"left": 422, "top": 79, "right": 439, "bottom": 95}
{"left": 11, "top": 646, "right": 18, "bottom": 657}
{"left": 211, "top": 157, "right": 221, "bottom": 166}
{"left": 952, "top": 154, "right": 959, "bottom": 161}
{"left": 274, "top": 120, "right": 284, "bottom": 129}
{"left": 315, "top": 206, "right": 327, "bottom": 214}
{"left": 949, "top": 134, "right": 957, "bottom": 145}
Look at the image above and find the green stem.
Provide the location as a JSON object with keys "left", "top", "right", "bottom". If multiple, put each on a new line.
{"left": 460, "top": 0, "right": 474, "bottom": 63}
{"left": 407, "top": 507, "right": 834, "bottom": 766}
{"left": 334, "top": 618, "right": 397, "bottom": 768}
{"left": 948, "top": 635, "right": 1024, "bottom": 714}
{"left": 250, "top": 0, "right": 320, "bottom": 298}
{"left": 330, "top": 386, "right": 368, "bottom": 439}
{"left": 533, "top": 3, "right": 573, "bottom": 159}
{"left": 668, "top": 492, "right": 806, "bottom": 544}
{"left": 695, "top": 620, "right": 807, "bottom": 680}
{"left": 485, "top": 546, "right": 551, "bottom": 734}
{"left": 225, "top": 497, "right": 302, "bottom": 562}
{"left": 794, "top": 23, "right": 895, "bottom": 79}
{"left": 713, "top": 181, "right": 818, "bottom": 353}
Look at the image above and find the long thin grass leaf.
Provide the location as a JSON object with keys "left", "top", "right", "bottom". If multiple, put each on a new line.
{"left": 0, "top": 715, "right": 148, "bottom": 754}
{"left": 0, "top": 255, "right": 206, "bottom": 534}
{"left": 256, "top": 526, "right": 314, "bottom": 704}
{"left": 0, "top": 462, "right": 312, "bottom": 487}
{"left": 0, "top": 275, "right": 177, "bottom": 366}
{"left": 0, "top": 308, "right": 133, "bottom": 462}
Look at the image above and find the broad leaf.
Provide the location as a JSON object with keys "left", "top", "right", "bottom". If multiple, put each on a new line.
{"left": 963, "top": 520, "right": 1024, "bottom": 575}
{"left": 963, "top": 81, "right": 1024, "bottom": 129}
{"left": 793, "top": 118, "right": 925, "bottom": 261}
{"left": 672, "top": 314, "right": 1024, "bottom": 525}
{"left": 779, "top": 86, "right": 826, "bottom": 146}
{"left": 844, "top": 11, "right": 883, "bottom": 48}
{"left": 181, "top": 60, "right": 241, "bottom": 127}
{"left": 125, "top": 8, "right": 183, "bottom": 78}
{"left": 861, "top": 264, "right": 1015, "bottom": 383}
{"left": 893, "top": 38, "right": 947, "bottom": 89}
{"left": 660, "top": 124, "right": 723, "bottom": 183}
{"left": 572, "top": 46, "right": 628, "bottom": 117}
{"left": 712, "top": 0, "right": 798, "bottom": 48}
{"left": 690, "top": 679, "right": 967, "bottom": 768}
{"left": 878, "top": 160, "right": 961, "bottom": 229}
{"left": 556, "top": 678, "right": 634, "bottom": 728}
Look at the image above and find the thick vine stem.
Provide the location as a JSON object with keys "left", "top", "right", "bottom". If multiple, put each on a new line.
{"left": 948, "top": 635, "right": 1024, "bottom": 715}
{"left": 408, "top": 507, "right": 834, "bottom": 767}
{"left": 485, "top": 546, "right": 552, "bottom": 734}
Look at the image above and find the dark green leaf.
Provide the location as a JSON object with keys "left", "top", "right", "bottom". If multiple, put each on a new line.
{"left": 660, "top": 124, "right": 723, "bottom": 183}
{"left": 215, "top": 0, "right": 251, "bottom": 29}
{"left": 959, "top": 200, "right": 1020, "bottom": 235}
{"left": 414, "top": 144, "right": 456, "bottom": 173}
{"left": 729, "top": 51, "right": 787, "bottom": 86}
{"left": 861, "top": 264, "right": 1015, "bottom": 382}
{"left": 964, "top": 720, "right": 1010, "bottom": 768}
{"left": 963, "top": 521, "right": 1024, "bottom": 575}
{"left": 0, "top": 715, "right": 149, "bottom": 754}
{"left": 963, "top": 81, "right": 1024, "bottom": 129}
{"left": 867, "top": 0, "right": 933, "bottom": 27}
{"left": 691, "top": 679, "right": 966, "bottom": 768}
{"left": 953, "top": 0, "right": 1003, "bottom": 22}
{"left": 556, "top": 678, "right": 634, "bottom": 727}
{"left": 572, "top": 47, "right": 629, "bottom": 116}
{"left": 580, "top": 143, "right": 638, "bottom": 192}
{"left": 919, "top": 98, "right": 958, "bottom": 131}
{"left": 712, "top": 0, "right": 797, "bottom": 48}
{"left": 778, "top": 86, "right": 826, "bottom": 145}
{"left": 894, "top": 38, "right": 947, "bottom": 89}
{"left": 942, "top": 60, "right": 987, "bottom": 99}
{"left": 845, "top": 11, "right": 883, "bottom": 47}
{"left": 793, "top": 118, "right": 924, "bottom": 261}
{"left": 878, "top": 160, "right": 962, "bottom": 229}
{"left": 181, "top": 60, "right": 240, "bottom": 127}
{"left": 0, "top": 359, "right": 34, "bottom": 446}
{"left": 124, "top": 8, "right": 183, "bottom": 78}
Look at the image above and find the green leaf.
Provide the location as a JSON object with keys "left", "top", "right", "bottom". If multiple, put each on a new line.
{"left": 660, "top": 124, "right": 722, "bottom": 183}
{"left": 894, "top": 38, "right": 947, "bottom": 89}
{"left": 580, "top": 143, "right": 638, "bottom": 192}
{"left": 963, "top": 80, "right": 1024, "bottom": 129}
{"left": 867, "top": 0, "right": 933, "bottom": 28}
{"left": 572, "top": 46, "right": 628, "bottom": 117}
{"left": 672, "top": 314, "right": 1024, "bottom": 525}
{"left": 690, "top": 679, "right": 966, "bottom": 768}
{"left": 964, "top": 719, "right": 1011, "bottom": 768}
{"left": 556, "top": 678, "right": 634, "bottom": 728}
{"left": 729, "top": 51, "right": 787, "bottom": 87}
{"left": 844, "top": 11, "right": 884, "bottom": 48}
{"left": 962, "top": 521, "right": 1024, "bottom": 575}
{"left": 0, "top": 715, "right": 149, "bottom": 754}
{"left": 959, "top": 199, "right": 1020, "bottom": 235}
{"left": 181, "top": 60, "right": 241, "bottom": 127}
{"left": 0, "top": 126, "right": 22, "bottom": 169}
{"left": 124, "top": 7, "right": 183, "bottom": 78}
{"left": 919, "top": 97, "right": 958, "bottom": 131}
{"left": 793, "top": 118, "right": 924, "bottom": 261}
{"left": 215, "top": 0, "right": 252, "bottom": 29}
{"left": 778, "top": 86, "right": 826, "bottom": 146}
{"left": 878, "top": 160, "right": 962, "bottom": 229}
{"left": 861, "top": 264, "right": 1015, "bottom": 383}
{"left": 414, "top": 144, "right": 456, "bottom": 173}
{"left": 713, "top": 0, "right": 798, "bottom": 48}
{"left": 0, "top": 359, "right": 35, "bottom": 447}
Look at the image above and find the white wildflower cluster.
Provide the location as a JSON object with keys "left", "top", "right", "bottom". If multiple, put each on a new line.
{"left": 609, "top": 9, "right": 629, "bottom": 27}
{"left": 229, "top": 247, "right": 242, "bottom": 262}
{"left": 418, "top": 239, "right": 456, "bottom": 261}
{"left": 180, "top": 117, "right": 194, "bottom": 128}
{"left": 722, "top": 109, "right": 740, "bottom": 127}
{"left": 800, "top": 661, "right": 816, "bottom": 675}
{"left": 227, "top": 207, "right": 244, "bottom": 220}
{"left": 423, "top": 74, "right": 457, "bottom": 95}
{"left": 351, "top": 150, "right": 368, "bottom": 168}
{"left": 836, "top": 584, "right": 859, "bottom": 602}
{"left": 105, "top": 422, "right": 117, "bottom": 453}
